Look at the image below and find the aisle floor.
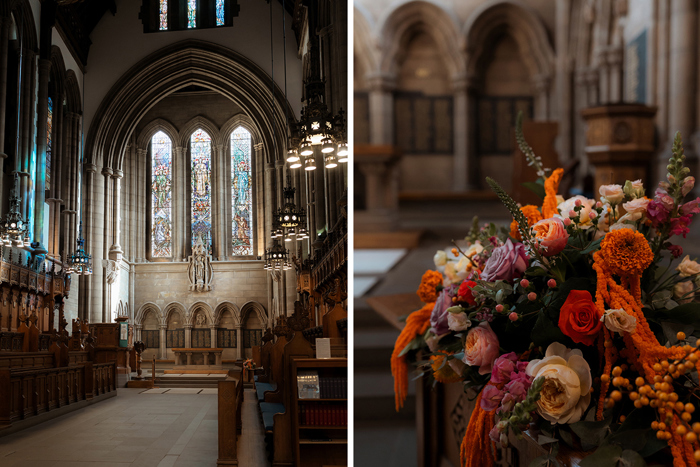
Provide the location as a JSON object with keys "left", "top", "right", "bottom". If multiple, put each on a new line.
{"left": 0, "top": 387, "right": 267, "bottom": 467}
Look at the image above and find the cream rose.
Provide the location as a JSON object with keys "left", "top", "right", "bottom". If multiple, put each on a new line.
{"left": 434, "top": 250, "right": 448, "bottom": 267}
{"left": 599, "top": 184, "right": 625, "bottom": 205}
{"left": 447, "top": 311, "right": 471, "bottom": 332}
{"left": 526, "top": 342, "right": 592, "bottom": 424}
{"left": 465, "top": 242, "right": 484, "bottom": 258}
{"left": 622, "top": 197, "right": 650, "bottom": 215}
{"left": 674, "top": 281, "right": 695, "bottom": 305}
{"left": 677, "top": 256, "right": 700, "bottom": 278}
{"left": 557, "top": 196, "right": 597, "bottom": 229}
{"left": 601, "top": 308, "right": 637, "bottom": 334}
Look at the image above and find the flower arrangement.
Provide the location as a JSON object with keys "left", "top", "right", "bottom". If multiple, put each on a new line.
{"left": 391, "top": 118, "right": 700, "bottom": 467}
{"left": 243, "top": 358, "right": 256, "bottom": 371}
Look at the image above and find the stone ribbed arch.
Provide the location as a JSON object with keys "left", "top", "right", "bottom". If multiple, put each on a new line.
{"left": 85, "top": 39, "right": 293, "bottom": 173}
{"left": 162, "top": 302, "right": 187, "bottom": 327}
{"left": 353, "top": 5, "right": 378, "bottom": 84}
{"left": 49, "top": 46, "right": 66, "bottom": 97}
{"left": 378, "top": 1, "right": 464, "bottom": 79}
{"left": 9, "top": 0, "right": 37, "bottom": 52}
{"left": 135, "top": 302, "right": 162, "bottom": 325}
{"left": 187, "top": 301, "right": 214, "bottom": 326}
{"left": 179, "top": 116, "right": 221, "bottom": 149}
{"left": 214, "top": 301, "right": 241, "bottom": 327}
{"left": 240, "top": 300, "right": 267, "bottom": 327}
{"left": 136, "top": 118, "right": 180, "bottom": 151}
{"left": 220, "top": 114, "right": 262, "bottom": 151}
{"left": 64, "top": 71, "right": 82, "bottom": 114}
{"left": 463, "top": 0, "right": 554, "bottom": 81}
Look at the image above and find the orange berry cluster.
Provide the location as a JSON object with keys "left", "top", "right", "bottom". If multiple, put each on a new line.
{"left": 602, "top": 334, "right": 700, "bottom": 463}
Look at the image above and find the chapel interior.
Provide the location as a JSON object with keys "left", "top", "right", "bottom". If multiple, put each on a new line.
{"left": 353, "top": 1, "right": 700, "bottom": 466}
{"left": 0, "top": 0, "right": 348, "bottom": 466}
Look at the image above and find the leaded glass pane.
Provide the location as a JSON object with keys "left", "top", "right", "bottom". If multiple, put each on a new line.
{"left": 191, "top": 129, "right": 212, "bottom": 248}
{"left": 231, "top": 127, "right": 253, "bottom": 255}
{"left": 151, "top": 131, "right": 172, "bottom": 257}
{"left": 216, "top": 0, "right": 224, "bottom": 26}
{"left": 46, "top": 97, "right": 52, "bottom": 192}
{"left": 159, "top": 0, "right": 168, "bottom": 30}
{"left": 187, "top": 0, "right": 196, "bottom": 28}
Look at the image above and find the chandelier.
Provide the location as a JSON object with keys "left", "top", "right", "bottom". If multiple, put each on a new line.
{"left": 285, "top": 10, "right": 347, "bottom": 171}
{"left": 66, "top": 221, "right": 92, "bottom": 275}
{"left": 271, "top": 174, "right": 309, "bottom": 242}
{"left": 263, "top": 239, "right": 291, "bottom": 271}
{"left": 0, "top": 173, "right": 29, "bottom": 247}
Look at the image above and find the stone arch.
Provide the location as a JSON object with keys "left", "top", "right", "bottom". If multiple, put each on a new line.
{"left": 240, "top": 300, "right": 267, "bottom": 327}
{"left": 85, "top": 40, "right": 294, "bottom": 172}
{"left": 136, "top": 118, "right": 180, "bottom": 151}
{"left": 187, "top": 301, "right": 214, "bottom": 326}
{"left": 463, "top": 0, "right": 555, "bottom": 83}
{"left": 214, "top": 301, "right": 241, "bottom": 327}
{"left": 135, "top": 302, "right": 162, "bottom": 325}
{"left": 162, "top": 301, "right": 187, "bottom": 327}
{"left": 49, "top": 46, "right": 67, "bottom": 98}
{"left": 9, "top": 0, "right": 38, "bottom": 53}
{"left": 353, "top": 5, "right": 378, "bottom": 87}
{"left": 378, "top": 1, "right": 463, "bottom": 79}
{"left": 179, "top": 116, "right": 222, "bottom": 149}
{"left": 65, "top": 71, "right": 82, "bottom": 114}
{"left": 220, "top": 113, "right": 264, "bottom": 153}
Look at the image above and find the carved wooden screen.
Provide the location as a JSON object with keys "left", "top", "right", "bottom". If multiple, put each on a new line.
{"left": 191, "top": 328, "right": 211, "bottom": 348}
{"left": 243, "top": 329, "right": 262, "bottom": 348}
{"left": 142, "top": 330, "right": 160, "bottom": 349}
{"left": 476, "top": 96, "right": 534, "bottom": 155}
{"left": 394, "top": 92, "right": 453, "bottom": 154}
{"left": 166, "top": 329, "right": 184, "bottom": 348}
{"left": 217, "top": 329, "right": 237, "bottom": 348}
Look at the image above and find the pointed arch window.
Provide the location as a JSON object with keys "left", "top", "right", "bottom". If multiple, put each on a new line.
{"left": 191, "top": 129, "right": 212, "bottom": 248}
{"left": 159, "top": 0, "right": 168, "bottom": 30}
{"left": 216, "top": 0, "right": 225, "bottom": 26}
{"left": 46, "top": 96, "right": 53, "bottom": 192}
{"left": 231, "top": 127, "right": 252, "bottom": 255}
{"left": 187, "top": 0, "right": 197, "bottom": 28}
{"left": 151, "top": 131, "right": 173, "bottom": 257}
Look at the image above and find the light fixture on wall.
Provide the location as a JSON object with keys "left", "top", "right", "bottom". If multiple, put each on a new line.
{"left": 66, "top": 221, "right": 93, "bottom": 275}
{"left": 0, "top": 174, "right": 29, "bottom": 247}
{"left": 263, "top": 239, "right": 291, "bottom": 271}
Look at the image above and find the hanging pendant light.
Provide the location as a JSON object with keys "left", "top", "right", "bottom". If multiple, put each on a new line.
{"left": 337, "top": 143, "right": 348, "bottom": 163}
{"left": 0, "top": 174, "right": 29, "bottom": 247}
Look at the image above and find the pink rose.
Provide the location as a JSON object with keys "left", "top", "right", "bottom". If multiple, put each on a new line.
{"left": 491, "top": 352, "right": 518, "bottom": 384}
{"left": 463, "top": 322, "right": 500, "bottom": 375}
{"left": 480, "top": 239, "right": 528, "bottom": 282}
{"left": 532, "top": 218, "right": 569, "bottom": 257}
{"left": 430, "top": 284, "right": 459, "bottom": 336}
{"left": 480, "top": 384, "right": 504, "bottom": 411}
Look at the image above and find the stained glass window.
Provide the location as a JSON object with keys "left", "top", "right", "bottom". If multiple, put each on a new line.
{"left": 231, "top": 127, "right": 252, "bottom": 255}
{"left": 216, "top": 0, "right": 224, "bottom": 26}
{"left": 187, "top": 0, "right": 196, "bottom": 28}
{"left": 191, "top": 129, "right": 212, "bottom": 248}
{"left": 151, "top": 131, "right": 172, "bottom": 257}
{"left": 46, "top": 97, "right": 52, "bottom": 191}
{"left": 159, "top": 0, "right": 168, "bottom": 30}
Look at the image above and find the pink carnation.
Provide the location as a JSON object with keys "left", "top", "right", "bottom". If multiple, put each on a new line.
{"left": 481, "top": 384, "right": 504, "bottom": 412}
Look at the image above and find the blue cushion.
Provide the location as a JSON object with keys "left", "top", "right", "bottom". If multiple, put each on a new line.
{"left": 256, "top": 382, "right": 276, "bottom": 402}
{"left": 260, "top": 402, "right": 285, "bottom": 415}
{"left": 262, "top": 411, "right": 275, "bottom": 431}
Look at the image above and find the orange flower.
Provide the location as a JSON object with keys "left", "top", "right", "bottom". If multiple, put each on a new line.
{"left": 417, "top": 270, "right": 443, "bottom": 303}
{"left": 509, "top": 205, "right": 543, "bottom": 240}
{"left": 431, "top": 351, "right": 463, "bottom": 383}
{"left": 600, "top": 229, "right": 654, "bottom": 277}
{"left": 460, "top": 390, "right": 496, "bottom": 467}
{"left": 542, "top": 168, "right": 564, "bottom": 219}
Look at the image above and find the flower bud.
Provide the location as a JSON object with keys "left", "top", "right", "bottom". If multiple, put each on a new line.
{"left": 589, "top": 211, "right": 596, "bottom": 220}
{"left": 575, "top": 199, "right": 582, "bottom": 207}
{"left": 495, "top": 304, "right": 504, "bottom": 313}
{"left": 547, "top": 279, "right": 557, "bottom": 288}
{"left": 528, "top": 292, "right": 537, "bottom": 301}
{"left": 569, "top": 210, "right": 577, "bottom": 218}
{"left": 682, "top": 177, "right": 695, "bottom": 196}
{"left": 563, "top": 218, "right": 572, "bottom": 226}
{"left": 520, "top": 279, "right": 530, "bottom": 288}
{"left": 509, "top": 312, "right": 518, "bottom": 322}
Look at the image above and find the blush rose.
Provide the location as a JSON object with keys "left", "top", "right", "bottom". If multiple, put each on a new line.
{"left": 532, "top": 218, "right": 569, "bottom": 257}
{"left": 480, "top": 239, "right": 528, "bottom": 282}
{"left": 462, "top": 322, "right": 500, "bottom": 375}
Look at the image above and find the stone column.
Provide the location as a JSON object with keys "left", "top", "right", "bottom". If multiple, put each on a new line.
{"left": 313, "top": 148, "right": 326, "bottom": 248}
{"left": 452, "top": 74, "right": 470, "bottom": 191}
{"left": 555, "top": 0, "right": 572, "bottom": 161}
{"left": 236, "top": 324, "right": 243, "bottom": 360}
{"left": 184, "top": 323, "right": 192, "bottom": 348}
{"left": 173, "top": 146, "right": 186, "bottom": 261}
{"left": 20, "top": 51, "right": 36, "bottom": 221}
{"left": 109, "top": 169, "right": 123, "bottom": 261}
{"left": 32, "top": 58, "right": 51, "bottom": 254}
{"left": 159, "top": 324, "right": 167, "bottom": 359}
{"left": 136, "top": 149, "right": 148, "bottom": 262}
{"left": 668, "top": 0, "right": 697, "bottom": 158}
{"left": 135, "top": 324, "right": 142, "bottom": 342}
{"left": 84, "top": 163, "right": 104, "bottom": 324}
{"left": 0, "top": 16, "right": 11, "bottom": 207}
{"left": 254, "top": 143, "right": 265, "bottom": 255}
{"left": 367, "top": 73, "right": 396, "bottom": 145}
{"left": 533, "top": 74, "right": 551, "bottom": 121}
{"left": 210, "top": 324, "right": 217, "bottom": 348}
{"left": 574, "top": 70, "right": 591, "bottom": 176}
{"left": 586, "top": 69, "right": 599, "bottom": 107}
{"left": 264, "top": 162, "right": 276, "bottom": 245}
{"left": 607, "top": 46, "right": 624, "bottom": 103}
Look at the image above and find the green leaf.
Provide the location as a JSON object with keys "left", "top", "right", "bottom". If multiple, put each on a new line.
{"left": 661, "top": 321, "right": 694, "bottom": 345}
{"left": 579, "top": 444, "right": 622, "bottom": 467}
{"left": 657, "top": 302, "right": 700, "bottom": 325}
{"left": 528, "top": 455, "right": 552, "bottom": 467}
{"left": 398, "top": 336, "right": 423, "bottom": 357}
{"left": 570, "top": 418, "right": 611, "bottom": 450}
{"left": 618, "top": 450, "right": 647, "bottom": 467}
{"left": 523, "top": 181, "right": 546, "bottom": 200}
{"left": 580, "top": 238, "right": 603, "bottom": 254}
{"left": 531, "top": 312, "right": 569, "bottom": 347}
{"left": 537, "top": 434, "right": 559, "bottom": 445}
{"left": 637, "top": 429, "right": 668, "bottom": 457}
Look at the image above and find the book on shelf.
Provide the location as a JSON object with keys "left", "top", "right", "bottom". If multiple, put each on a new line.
{"left": 297, "top": 370, "right": 320, "bottom": 399}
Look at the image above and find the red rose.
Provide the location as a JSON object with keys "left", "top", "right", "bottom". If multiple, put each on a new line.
{"left": 458, "top": 280, "right": 478, "bottom": 306}
{"left": 558, "top": 290, "right": 602, "bottom": 346}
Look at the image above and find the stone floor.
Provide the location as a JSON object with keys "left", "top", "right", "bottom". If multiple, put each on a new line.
{"left": 0, "top": 388, "right": 268, "bottom": 467}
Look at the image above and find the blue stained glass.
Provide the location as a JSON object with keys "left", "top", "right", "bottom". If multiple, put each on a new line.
{"left": 46, "top": 97, "right": 52, "bottom": 191}
{"left": 191, "top": 129, "right": 212, "bottom": 248}
{"left": 216, "top": 0, "right": 224, "bottom": 26}
{"left": 187, "top": 0, "right": 196, "bottom": 28}
{"left": 159, "top": 0, "right": 168, "bottom": 30}
{"left": 151, "top": 131, "right": 172, "bottom": 257}
{"left": 231, "top": 127, "right": 252, "bottom": 255}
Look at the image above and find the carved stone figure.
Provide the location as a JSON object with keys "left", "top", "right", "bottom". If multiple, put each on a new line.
{"left": 196, "top": 312, "right": 206, "bottom": 326}
{"left": 187, "top": 235, "right": 213, "bottom": 292}
{"left": 102, "top": 259, "right": 120, "bottom": 285}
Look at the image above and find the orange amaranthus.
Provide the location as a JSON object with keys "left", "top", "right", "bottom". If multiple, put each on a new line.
{"left": 391, "top": 302, "right": 434, "bottom": 411}
{"left": 460, "top": 390, "right": 496, "bottom": 467}
{"left": 542, "top": 167, "right": 564, "bottom": 219}
{"left": 593, "top": 229, "right": 699, "bottom": 467}
{"left": 510, "top": 205, "right": 543, "bottom": 240}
